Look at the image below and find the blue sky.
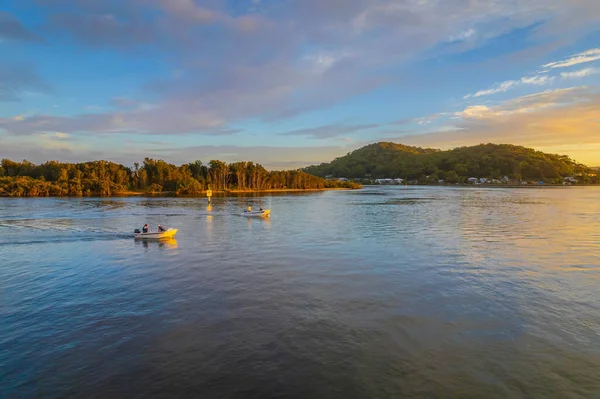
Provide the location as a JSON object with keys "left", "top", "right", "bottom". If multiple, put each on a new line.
{"left": 1, "top": 0, "right": 599, "bottom": 168}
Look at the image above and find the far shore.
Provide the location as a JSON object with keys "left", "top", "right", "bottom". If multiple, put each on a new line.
{"left": 3, "top": 184, "right": 599, "bottom": 198}
{"left": 362, "top": 183, "right": 598, "bottom": 188}
{"left": 0, "top": 187, "right": 353, "bottom": 198}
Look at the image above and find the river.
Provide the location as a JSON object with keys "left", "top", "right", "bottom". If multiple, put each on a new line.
{"left": 1, "top": 186, "right": 599, "bottom": 398}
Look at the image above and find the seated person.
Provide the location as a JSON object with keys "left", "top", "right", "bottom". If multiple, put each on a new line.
{"left": 142, "top": 224, "right": 149, "bottom": 233}
{"left": 158, "top": 225, "right": 167, "bottom": 232}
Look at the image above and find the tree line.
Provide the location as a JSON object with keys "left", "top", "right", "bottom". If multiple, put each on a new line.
{"left": 0, "top": 158, "right": 360, "bottom": 197}
{"left": 304, "top": 142, "right": 597, "bottom": 184}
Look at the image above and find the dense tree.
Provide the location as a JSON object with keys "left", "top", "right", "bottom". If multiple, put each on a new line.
{"left": 0, "top": 157, "right": 359, "bottom": 197}
{"left": 304, "top": 142, "right": 594, "bottom": 183}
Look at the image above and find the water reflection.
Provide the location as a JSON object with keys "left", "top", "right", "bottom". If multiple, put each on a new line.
{"left": 135, "top": 238, "right": 178, "bottom": 249}
{"left": 1, "top": 187, "right": 600, "bottom": 398}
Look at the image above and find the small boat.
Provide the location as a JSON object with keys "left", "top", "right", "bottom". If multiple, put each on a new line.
{"left": 134, "top": 228, "right": 178, "bottom": 239}
{"left": 239, "top": 209, "right": 271, "bottom": 218}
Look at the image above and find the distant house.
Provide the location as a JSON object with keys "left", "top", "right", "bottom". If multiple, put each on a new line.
{"left": 393, "top": 178, "right": 404, "bottom": 184}
{"left": 375, "top": 178, "right": 393, "bottom": 184}
{"left": 479, "top": 178, "right": 489, "bottom": 184}
{"left": 467, "top": 177, "right": 478, "bottom": 184}
{"left": 438, "top": 179, "right": 445, "bottom": 184}
{"left": 564, "top": 176, "right": 577, "bottom": 183}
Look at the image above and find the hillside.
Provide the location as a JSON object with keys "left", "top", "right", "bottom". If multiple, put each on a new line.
{"left": 303, "top": 142, "right": 594, "bottom": 183}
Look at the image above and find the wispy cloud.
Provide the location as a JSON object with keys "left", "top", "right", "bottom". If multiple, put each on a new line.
{"left": 448, "top": 28, "right": 476, "bottom": 42}
{"left": 465, "top": 74, "right": 554, "bottom": 98}
{"left": 459, "top": 87, "right": 589, "bottom": 118}
{"left": 464, "top": 46, "right": 600, "bottom": 99}
{"left": 0, "top": 64, "right": 51, "bottom": 102}
{"left": 561, "top": 67, "right": 599, "bottom": 79}
{"left": 542, "top": 48, "right": 600, "bottom": 69}
{"left": 414, "top": 113, "right": 450, "bottom": 125}
{"left": 0, "top": 12, "right": 41, "bottom": 42}
{"left": 278, "top": 123, "right": 379, "bottom": 139}
{"left": 466, "top": 80, "right": 519, "bottom": 98}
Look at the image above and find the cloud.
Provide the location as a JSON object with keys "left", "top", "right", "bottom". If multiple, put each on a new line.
{"left": 27, "top": 0, "right": 599, "bottom": 130}
{"left": 0, "top": 65, "right": 51, "bottom": 102}
{"left": 448, "top": 28, "right": 476, "bottom": 42}
{"left": 466, "top": 74, "right": 554, "bottom": 98}
{"left": 542, "top": 48, "right": 600, "bottom": 69}
{"left": 278, "top": 123, "right": 379, "bottom": 139}
{"left": 47, "top": 13, "right": 158, "bottom": 48}
{"left": 414, "top": 113, "right": 449, "bottom": 125}
{"left": 0, "top": 12, "right": 41, "bottom": 42}
{"left": 459, "top": 87, "right": 589, "bottom": 118}
{"left": 0, "top": 105, "right": 228, "bottom": 136}
{"left": 464, "top": 46, "right": 600, "bottom": 99}
{"left": 111, "top": 97, "right": 139, "bottom": 109}
{"left": 520, "top": 75, "right": 554, "bottom": 85}
{"left": 1, "top": 0, "right": 598, "bottom": 159}
{"left": 466, "top": 80, "right": 519, "bottom": 98}
{"left": 0, "top": 136, "right": 345, "bottom": 170}
{"left": 561, "top": 67, "right": 599, "bottom": 79}
{"left": 392, "top": 87, "right": 600, "bottom": 164}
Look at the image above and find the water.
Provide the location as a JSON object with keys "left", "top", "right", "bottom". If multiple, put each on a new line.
{"left": 1, "top": 187, "right": 599, "bottom": 398}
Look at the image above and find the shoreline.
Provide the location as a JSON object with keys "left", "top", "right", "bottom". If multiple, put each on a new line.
{"left": 0, "top": 187, "right": 353, "bottom": 198}
{"left": 2, "top": 185, "right": 598, "bottom": 198}
{"left": 363, "top": 183, "right": 598, "bottom": 188}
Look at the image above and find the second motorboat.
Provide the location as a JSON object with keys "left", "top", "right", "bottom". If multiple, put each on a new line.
{"left": 238, "top": 206, "right": 271, "bottom": 218}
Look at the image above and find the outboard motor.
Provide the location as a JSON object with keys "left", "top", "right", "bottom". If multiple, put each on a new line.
{"left": 134, "top": 229, "right": 141, "bottom": 233}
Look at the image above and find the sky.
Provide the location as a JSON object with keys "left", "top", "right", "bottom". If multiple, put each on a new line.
{"left": 1, "top": 0, "right": 599, "bottom": 169}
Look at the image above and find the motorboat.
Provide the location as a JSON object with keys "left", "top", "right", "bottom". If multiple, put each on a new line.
{"left": 134, "top": 228, "right": 178, "bottom": 239}
{"left": 239, "top": 209, "right": 271, "bottom": 218}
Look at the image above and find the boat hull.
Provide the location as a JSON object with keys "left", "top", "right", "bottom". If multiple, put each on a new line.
{"left": 134, "top": 228, "right": 178, "bottom": 239}
{"left": 239, "top": 209, "right": 271, "bottom": 218}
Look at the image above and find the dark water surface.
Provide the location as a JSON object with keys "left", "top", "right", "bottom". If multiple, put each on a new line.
{"left": 2, "top": 187, "right": 600, "bottom": 398}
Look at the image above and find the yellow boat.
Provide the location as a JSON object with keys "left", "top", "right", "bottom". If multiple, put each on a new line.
{"left": 134, "top": 228, "right": 178, "bottom": 239}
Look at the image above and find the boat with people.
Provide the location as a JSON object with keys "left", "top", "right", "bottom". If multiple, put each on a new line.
{"left": 238, "top": 205, "right": 271, "bottom": 218}
{"left": 134, "top": 224, "right": 178, "bottom": 239}
{"left": 240, "top": 209, "right": 271, "bottom": 218}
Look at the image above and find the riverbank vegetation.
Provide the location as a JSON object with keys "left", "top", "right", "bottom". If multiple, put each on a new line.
{"left": 0, "top": 158, "right": 361, "bottom": 197}
{"left": 304, "top": 142, "right": 597, "bottom": 184}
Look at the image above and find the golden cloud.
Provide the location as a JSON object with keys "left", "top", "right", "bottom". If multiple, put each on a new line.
{"left": 400, "top": 87, "right": 600, "bottom": 165}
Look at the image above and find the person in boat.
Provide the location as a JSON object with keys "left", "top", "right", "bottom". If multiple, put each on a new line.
{"left": 158, "top": 225, "right": 167, "bottom": 232}
{"left": 259, "top": 206, "right": 263, "bottom": 211}
{"left": 142, "top": 224, "right": 149, "bottom": 233}
{"left": 247, "top": 205, "right": 252, "bottom": 212}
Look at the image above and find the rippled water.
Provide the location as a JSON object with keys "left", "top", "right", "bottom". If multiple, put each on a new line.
{"left": 2, "top": 187, "right": 600, "bottom": 398}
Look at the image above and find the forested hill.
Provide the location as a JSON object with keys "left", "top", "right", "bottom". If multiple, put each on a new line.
{"left": 303, "top": 142, "right": 593, "bottom": 182}
{"left": 0, "top": 158, "right": 360, "bottom": 197}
